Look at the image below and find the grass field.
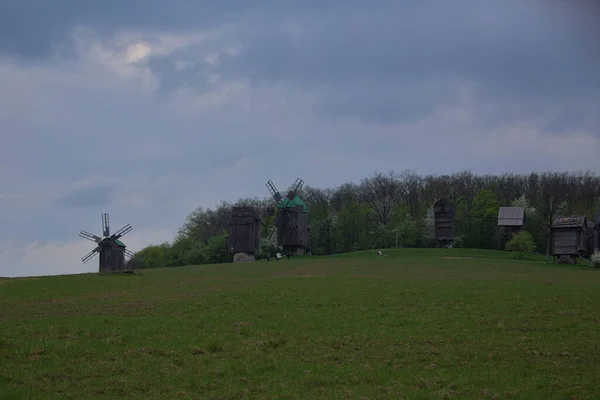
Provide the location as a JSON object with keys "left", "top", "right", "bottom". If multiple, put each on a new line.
{"left": 1, "top": 248, "right": 600, "bottom": 399}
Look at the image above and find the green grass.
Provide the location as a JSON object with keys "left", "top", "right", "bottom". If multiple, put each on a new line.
{"left": 1, "top": 248, "right": 600, "bottom": 399}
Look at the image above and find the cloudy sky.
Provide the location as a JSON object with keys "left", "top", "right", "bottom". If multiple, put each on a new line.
{"left": 1, "top": 0, "right": 599, "bottom": 277}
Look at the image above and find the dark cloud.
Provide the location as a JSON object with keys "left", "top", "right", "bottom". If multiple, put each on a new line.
{"left": 0, "top": 0, "right": 226, "bottom": 60}
{"left": 57, "top": 182, "right": 116, "bottom": 207}
{"left": 213, "top": 1, "right": 600, "bottom": 106}
{"left": 4, "top": 0, "right": 598, "bottom": 112}
{"left": 0, "top": 0, "right": 397, "bottom": 60}
{"left": 91, "top": 0, "right": 598, "bottom": 127}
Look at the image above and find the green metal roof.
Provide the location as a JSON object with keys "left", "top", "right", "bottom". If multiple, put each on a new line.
{"left": 115, "top": 239, "right": 126, "bottom": 247}
{"left": 277, "top": 195, "right": 308, "bottom": 212}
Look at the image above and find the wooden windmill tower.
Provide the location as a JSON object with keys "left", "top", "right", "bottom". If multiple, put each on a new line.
{"left": 79, "top": 213, "right": 134, "bottom": 273}
{"left": 265, "top": 178, "right": 309, "bottom": 255}
{"left": 433, "top": 198, "right": 455, "bottom": 248}
{"left": 594, "top": 196, "right": 599, "bottom": 253}
{"left": 228, "top": 207, "right": 261, "bottom": 263}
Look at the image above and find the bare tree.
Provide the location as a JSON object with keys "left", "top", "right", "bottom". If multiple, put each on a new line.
{"left": 359, "top": 171, "right": 402, "bottom": 226}
{"left": 398, "top": 169, "right": 423, "bottom": 217}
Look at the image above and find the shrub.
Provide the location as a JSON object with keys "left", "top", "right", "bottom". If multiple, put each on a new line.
{"left": 505, "top": 231, "right": 536, "bottom": 259}
{"left": 592, "top": 251, "right": 600, "bottom": 268}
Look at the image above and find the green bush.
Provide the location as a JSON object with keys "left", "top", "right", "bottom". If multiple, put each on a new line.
{"left": 204, "top": 233, "right": 230, "bottom": 264}
{"left": 591, "top": 251, "right": 600, "bottom": 268}
{"left": 505, "top": 231, "right": 536, "bottom": 259}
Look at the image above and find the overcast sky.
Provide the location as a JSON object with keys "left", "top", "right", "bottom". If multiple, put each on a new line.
{"left": 1, "top": 0, "right": 599, "bottom": 277}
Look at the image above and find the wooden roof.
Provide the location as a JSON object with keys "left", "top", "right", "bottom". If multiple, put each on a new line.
{"left": 497, "top": 207, "right": 525, "bottom": 226}
{"left": 552, "top": 216, "right": 587, "bottom": 229}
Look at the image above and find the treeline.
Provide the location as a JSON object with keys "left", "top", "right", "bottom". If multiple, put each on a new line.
{"left": 128, "top": 170, "right": 600, "bottom": 269}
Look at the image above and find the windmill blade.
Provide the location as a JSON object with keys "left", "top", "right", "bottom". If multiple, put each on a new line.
{"left": 79, "top": 230, "right": 102, "bottom": 243}
{"left": 268, "top": 227, "right": 277, "bottom": 240}
{"left": 124, "top": 249, "right": 135, "bottom": 258}
{"left": 287, "top": 213, "right": 299, "bottom": 230}
{"left": 268, "top": 213, "right": 282, "bottom": 240}
{"left": 112, "top": 224, "right": 132, "bottom": 239}
{"left": 269, "top": 209, "right": 290, "bottom": 240}
{"left": 102, "top": 213, "right": 110, "bottom": 237}
{"left": 275, "top": 177, "right": 304, "bottom": 212}
{"left": 286, "top": 177, "right": 304, "bottom": 200}
{"left": 266, "top": 180, "right": 283, "bottom": 203}
{"left": 82, "top": 247, "right": 100, "bottom": 263}
{"left": 286, "top": 212, "right": 300, "bottom": 238}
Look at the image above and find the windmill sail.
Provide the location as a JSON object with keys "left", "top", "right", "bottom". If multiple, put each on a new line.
{"left": 79, "top": 213, "right": 133, "bottom": 273}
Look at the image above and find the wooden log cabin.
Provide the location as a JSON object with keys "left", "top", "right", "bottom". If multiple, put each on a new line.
{"left": 551, "top": 216, "right": 590, "bottom": 263}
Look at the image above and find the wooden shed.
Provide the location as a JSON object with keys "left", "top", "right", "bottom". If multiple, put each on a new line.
{"left": 433, "top": 198, "right": 455, "bottom": 248}
{"left": 552, "top": 216, "right": 590, "bottom": 263}
{"left": 497, "top": 207, "right": 525, "bottom": 250}
{"left": 228, "top": 206, "right": 261, "bottom": 262}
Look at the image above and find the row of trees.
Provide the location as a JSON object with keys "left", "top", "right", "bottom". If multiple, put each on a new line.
{"left": 128, "top": 170, "right": 600, "bottom": 269}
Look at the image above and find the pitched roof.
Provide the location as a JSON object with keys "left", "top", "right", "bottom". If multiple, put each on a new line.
{"left": 277, "top": 195, "right": 308, "bottom": 212}
{"left": 497, "top": 207, "right": 525, "bottom": 226}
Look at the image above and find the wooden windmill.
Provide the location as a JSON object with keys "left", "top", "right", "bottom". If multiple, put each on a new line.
{"left": 265, "top": 178, "right": 309, "bottom": 255}
{"left": 433, "top": 198, "right": 455, "bottom": 248}
{"left": 79, "top": 213, "right": 134, "bottom": 273}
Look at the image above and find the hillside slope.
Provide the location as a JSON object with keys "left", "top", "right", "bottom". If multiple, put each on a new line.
{"left": 1, "top": 249, "right": 599, "bottom": 399}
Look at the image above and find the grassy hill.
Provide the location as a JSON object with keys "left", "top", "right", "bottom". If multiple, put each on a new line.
{"left": 1, "top": 249, "right": 599, "bottom": 399}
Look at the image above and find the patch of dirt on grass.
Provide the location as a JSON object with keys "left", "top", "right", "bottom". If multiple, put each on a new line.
{"left": 270, "top": 267, "right": 329, "bottom": 279}
{"left": 295, "top": 273, "right": 327, "bottom": 278}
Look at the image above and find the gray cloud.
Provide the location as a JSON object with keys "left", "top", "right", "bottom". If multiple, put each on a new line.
{"left": 210, "top": 3, "right": 599, "bottom": 122}
{"left": 0, "top": 0, "right": 400, "bottom": 60}
{"left": 57, "top": 182, "right": 116, "bottom": 207}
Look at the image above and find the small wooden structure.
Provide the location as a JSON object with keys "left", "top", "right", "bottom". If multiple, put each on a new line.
{"left": 497, "top": 207, "right": 525, "bottom": 250}
{"left": 551, "top": 216, "right": 590, "bottom": 263}
{"left": 266, "top": 178, "right": 309, "bottom": 255}
{"left": 228, "top": 206, "right": 261, "bottom": 262}
{"left": 79, "top": 213, "right": 134, "bottom": 273}
{"left": 433, "top": 198, "right": 455, "bottom": 248}
{"left": 594, "top": 211, "right": 600, "bottom": 253}
{"left": 594, "top": 199, "right": 600, "bottom": 253}
{"left": 586, "top": 220, "right": 596, "bottom": 256}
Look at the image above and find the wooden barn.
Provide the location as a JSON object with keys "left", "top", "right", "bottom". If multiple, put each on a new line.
{"left": 433, "top": 198, "right": 455, "bottom": 248}
{"left": 552, "top": 216, "right": 590, "bottom": 263}
{"left": 497, "top": 207, "right": 525, "bottom": 250}
{"left": 228, "top": 206, "right": 261, "bottom": 262}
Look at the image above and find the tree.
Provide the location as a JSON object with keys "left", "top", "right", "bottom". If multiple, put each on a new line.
{"left": 388, "top": 204, "right": 417, "bottom": 247}
{"left": 129, "top": 243, "right": 171, "bottom": 269}
{"left": 469, "top": 189, "right": 500, "bottom": 249}
{"left": 422, "top": 206, "right": 435, "bottom": 247}
{"left": 358, "top": 171, "right": 402, "bottom": 227}
{"left": 505, "top": 231, "right": 536, "bottom": 259}
{"left": 131, "top": 170, "right": 600, "bottom": 265}
{"left": 204, "top": 233, "right": 229, "bottom": 264}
